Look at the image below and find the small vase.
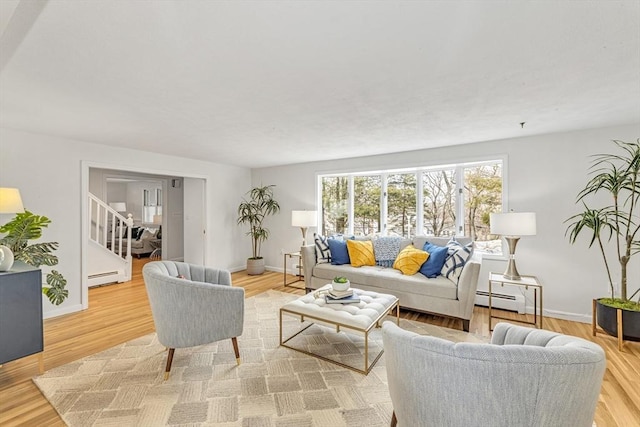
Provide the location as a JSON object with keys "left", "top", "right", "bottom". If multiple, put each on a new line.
{"left": 332, "top": 279, "right": 350, "bottom": 292}
{"left": 0, "top": 245, "right": 14, "bottom": 272}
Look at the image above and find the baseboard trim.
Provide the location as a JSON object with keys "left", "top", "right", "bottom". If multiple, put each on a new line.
{"left": 541, "top": 308, "right": 592, "bottom": 324}
{"left": 44, "top": 303, "right": 84, "bottom": 319}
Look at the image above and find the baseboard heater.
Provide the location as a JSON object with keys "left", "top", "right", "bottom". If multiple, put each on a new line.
{"left": 88, "top": 271, "right": 121, "bottom": 288}
{"left": 475, "top": 291, "right": 525, "bottom": 314}
{"left": 89, "top": 271, "right": 119, "bottom": 278}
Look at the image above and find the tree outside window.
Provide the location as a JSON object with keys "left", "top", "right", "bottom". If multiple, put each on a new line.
{"left": 321, "top": 176, "right": 348, "bottom": 235}
{"left": 388, "top": 173, "right": 416, "bottom": 237}
{"left": 353, "top": 175, "right": 381, "bottom": 236}
{"left": 422, "top": 169, "right": 456, "bottom": 237}
{"left": 463, "top": 164, "right": 502, "bottom": 252}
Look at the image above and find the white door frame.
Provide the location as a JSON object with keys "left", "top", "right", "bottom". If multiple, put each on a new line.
{"left": 80, "top": 161, "right": 208, "bottom": 309}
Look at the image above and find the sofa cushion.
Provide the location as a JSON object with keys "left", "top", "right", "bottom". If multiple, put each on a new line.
{"left": 373, "top": 236, "right": 403, "bottom": 267}
{"left": 393, "top": 245, "right": 429, "bottom": 275}
{"left": 314, "top": 233, "right": 331, "bottom": 264}
{"left": 312, "top": 263, "right": 457, "bottom": 300}
{"left": 441, "top": 238, "right": 474, "bottom": 283}
{"left": 420, "top": 242, "right": 449, "bottom": 278}
{"left": 328, "top": 238, "right": 350, "bottom": 265}
{"left": 140, "top": 229, "right": 155, "bottom": 240}
{"left": 346, "top": 240, "right": 375, "bottom": 267}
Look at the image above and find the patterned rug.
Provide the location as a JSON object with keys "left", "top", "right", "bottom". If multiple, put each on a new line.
{"left": 33, "top": 290, "right": 484, "bottom": 426}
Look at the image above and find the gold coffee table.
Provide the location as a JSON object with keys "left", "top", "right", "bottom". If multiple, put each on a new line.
{"left": 279, "top": 284, "right": 399, "bottom": 375}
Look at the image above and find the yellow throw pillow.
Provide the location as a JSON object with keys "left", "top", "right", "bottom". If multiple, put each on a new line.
{"left": 393, "top": 244, "right": 429, "bottom": 275}
{"left": 346, "top": 239, "right": 376, "bottom": 267}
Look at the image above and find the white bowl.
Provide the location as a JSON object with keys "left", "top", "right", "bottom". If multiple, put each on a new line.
{"left": 332, "top": 280, "right": 350, "bottom": 292}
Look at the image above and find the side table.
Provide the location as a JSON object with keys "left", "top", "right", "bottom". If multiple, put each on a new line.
{"left": 283, "top": 251, "right": 304, "bottom": 288}
{"left": 149, "top": 239, "right": 162, "bottom": 260}
{"left": 489, "top": 272, "right": 542, "bottom": 331}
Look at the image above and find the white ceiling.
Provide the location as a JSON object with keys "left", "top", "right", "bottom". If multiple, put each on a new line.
{"left": 1, "top": 1, "right": 639, "bottom": 169}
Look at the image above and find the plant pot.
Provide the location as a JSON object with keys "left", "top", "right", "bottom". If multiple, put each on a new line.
{"left": 246, "top": 258, "right": 265, "bottom": 275}
{"left": 332, "top": 279, "right": 350, "bottom": 292}
{"left": 596, "top": 299, "right": 640, "bottom": 342}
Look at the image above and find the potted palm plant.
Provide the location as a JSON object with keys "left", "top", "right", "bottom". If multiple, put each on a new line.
{"left": 237, "top": 185, "right": 280, "bottom": 275}
{"left": 566, "top": 139, "right": 639, "bottom": 342}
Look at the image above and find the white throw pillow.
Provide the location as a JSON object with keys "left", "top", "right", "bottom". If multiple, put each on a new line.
{"left": 441, "top": 238, "right": 474, "bottom": 283}
{"left": 314, "top": 233, "right": 331, "bottom": 264}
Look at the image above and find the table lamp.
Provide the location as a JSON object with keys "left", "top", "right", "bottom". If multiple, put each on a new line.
{"left": 291, "top": 210, "right": 317, "bottom": 246}
{"left": 490, "top": 212, "right": 536, "bottom": 280}
{"left": 0, "top": 187, "right": 26, "bottom": 271}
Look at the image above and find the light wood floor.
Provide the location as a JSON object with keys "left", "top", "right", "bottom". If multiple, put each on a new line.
{"left": 1, "top": 258, "right": 638, "bottom": 426}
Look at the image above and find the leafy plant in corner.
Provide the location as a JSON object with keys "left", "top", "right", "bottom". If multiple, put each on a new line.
{"left": 0, "top": 211, "right": 68, "bottom": 305}
{"left": 565, "top": 139, "right": 640, "bottom": 311}
{"left": 237, "top": 185, "right": 280, "bottom": 259}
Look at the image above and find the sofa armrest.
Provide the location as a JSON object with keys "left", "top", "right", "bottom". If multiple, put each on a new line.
{"left": 456, "top": 261, "right": 481, "bottom": 321}
{"left": 301, "top": 245, "right": 316, "bottom": 289}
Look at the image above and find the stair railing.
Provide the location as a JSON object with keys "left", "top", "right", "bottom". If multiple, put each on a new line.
{"left": 88, "top": 192, "right": 134, "bottom": 279}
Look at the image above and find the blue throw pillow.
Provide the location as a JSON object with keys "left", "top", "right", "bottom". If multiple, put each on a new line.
{"left": 328, "top": 238, "right": 351, "bottom": 265}
{"left": 420, "top": 242, "right": 449, "bottom": 278}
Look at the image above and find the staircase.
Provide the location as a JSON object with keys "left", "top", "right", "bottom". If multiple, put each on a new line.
{"left": 88, "top": 193, "right": 134, "bottom": 287}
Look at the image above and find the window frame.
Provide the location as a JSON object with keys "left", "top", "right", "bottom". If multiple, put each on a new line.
{"left": 316, "top": 155, "right": 507, "bottom": 255}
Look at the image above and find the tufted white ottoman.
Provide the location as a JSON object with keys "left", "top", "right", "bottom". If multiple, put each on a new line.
{"left": 279, "top": 283, "right": 399, "bottom": 374}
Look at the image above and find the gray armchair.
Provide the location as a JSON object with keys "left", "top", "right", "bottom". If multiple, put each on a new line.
{"left": 142, "top": 261, "right": 244, "bottom": 379}
{"left": 382, "top": 322, "right": 606, "bottom": 427}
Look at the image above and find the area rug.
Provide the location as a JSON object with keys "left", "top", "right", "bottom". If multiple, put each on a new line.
{"left": 33, "top": 291, "right": 485, "bottom": 426}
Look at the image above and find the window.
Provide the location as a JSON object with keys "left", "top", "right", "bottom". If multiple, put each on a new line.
{"left": 463, "top": 164, "right": 502, "bottom": 253}
{"left": 321, "top": 176, "right": 348, "bottom": 235}
{"left": 422, "top": 169, "right": 456, "bottom": 237}
{"left": 143, "top": 188, "right": 162, "bottom": 224}
{"left": 387, "top": 173, "right": 417, "bottom": 237}
{"left": 318, "top": 160, "right": 503, "bottom": 253}
{"left": 353, "top": 175, "right": 381, "bottom": 236}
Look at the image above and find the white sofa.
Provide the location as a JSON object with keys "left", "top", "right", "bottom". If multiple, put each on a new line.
{"left": 301, "top": 236, "right": 480, "bottom": 331}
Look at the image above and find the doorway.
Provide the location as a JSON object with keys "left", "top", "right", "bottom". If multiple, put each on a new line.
{"left": 82, "top": 164, "right": 206, "bottom": 309}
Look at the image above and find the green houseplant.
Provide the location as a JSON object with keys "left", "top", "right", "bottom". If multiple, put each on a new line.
{"left": 566, "top": 139, "right": 639, "bottom": 341}
{"left": 237, "top": 185, "right": 280, "bottom": 275}
{"left": 0, "top": 211, "right": 68, "bottom": 305}
{"left": 332, "top": 276, "right": 350, "bottom": 291}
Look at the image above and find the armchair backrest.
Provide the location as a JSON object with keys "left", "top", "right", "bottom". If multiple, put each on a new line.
{"left": 382, "top": 322, "right": 606, "bottom": 427}
{"left": 143, "top": 261, "right": 243, "bottom": 348}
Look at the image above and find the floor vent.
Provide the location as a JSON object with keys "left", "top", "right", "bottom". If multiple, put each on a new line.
{"left": 475, "top": 290, "right": 525, "bottom": 314}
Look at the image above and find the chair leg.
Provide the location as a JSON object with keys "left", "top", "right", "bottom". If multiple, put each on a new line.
{"left": 462, "top": 319, "right": 470, "bottom": 332}
{"left": 390, "top": 410, "right": 397, "bottom": 427}
{"left": 231, "top": 337, "right": 240, "bottom": 365}
{"left": 164, "top": 348, "right": 175, "bottom": 380}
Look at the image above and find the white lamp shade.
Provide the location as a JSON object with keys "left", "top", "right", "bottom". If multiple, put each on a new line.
{"left": 490, "top": 212, "right": 537, "bottom": 236}
{"left": 109, "top": 202, "right": 127, "bottom": 212}
{"left": 291, "top": 210, "right": 317, "bottom": 227}
{"left": 0, "top": 188, "right": 25, "bottom": 214}
{"left": 153, "top": 214, "right": 163, "bottom": 224}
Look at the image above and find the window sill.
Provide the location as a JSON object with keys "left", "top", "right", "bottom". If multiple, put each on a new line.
{"left": 478, "top": 253, "right": 506, "bottom": 262}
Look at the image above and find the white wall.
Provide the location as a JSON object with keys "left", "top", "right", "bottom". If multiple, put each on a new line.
{"left": 0, "top": 127, "right": 252, "bottom": 318}
{"left": 164, "top": 177, "right": 184, "bottom": 261}
{"left": 252, "top": 124, "right": 640, "bottom": 323}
